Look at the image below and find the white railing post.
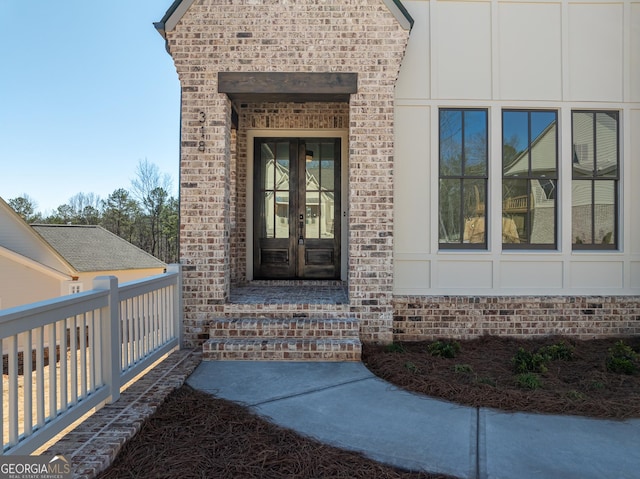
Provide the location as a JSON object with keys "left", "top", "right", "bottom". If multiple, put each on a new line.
{"left": 167, "top": 264, "right": 183, "bottom": 349}
{"left": 93, "top": 276, "right": 121, "bottom": 404}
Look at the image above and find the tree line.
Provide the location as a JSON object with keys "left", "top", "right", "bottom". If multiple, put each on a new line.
{"left": 7, "top": 160, "right": 178, "bottom": 264}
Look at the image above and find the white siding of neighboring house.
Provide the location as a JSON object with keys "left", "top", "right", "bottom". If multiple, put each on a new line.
{"left": 393, "top": 0, "right": 640, "bottom": 295}
{"left": 75, "top": 267, "right": 166, "bottom": 287}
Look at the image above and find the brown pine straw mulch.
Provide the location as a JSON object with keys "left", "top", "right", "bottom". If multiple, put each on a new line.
{"left": 98, "top": 335, "right": 639, "bottom": 478}
{"left": 97, "top": 384, "right": 450, "bottom": 479}
{"left": 363, "top": 335, "right": 640, "bottom": 420}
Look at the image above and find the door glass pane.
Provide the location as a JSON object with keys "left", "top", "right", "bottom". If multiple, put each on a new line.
{"left": 261, "top": 142, "right": 275, "bottom": 189}
{"left": 305, "top": 191, "right": 320, "bottom": 239}
{"left": 320, "top": 193, "right": 335, "bottom": 239}
{"left": 531, "top": 112, "right": 556, "bottom": 178}
{"left": 275, "top": 191, "right": 289, "bottom": 238}
{"left": 259, "top": 141, "right": 290, "bottom": 239}
{"left": 263, "top": 192, "right": 275, "bottom": 238}
{"left": 440, "top": 110, "right": 462, "bottom": 176}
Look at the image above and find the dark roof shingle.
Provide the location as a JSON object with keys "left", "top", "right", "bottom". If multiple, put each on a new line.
{"left": 31, "top": 225, "right": 166, "bottom": 272}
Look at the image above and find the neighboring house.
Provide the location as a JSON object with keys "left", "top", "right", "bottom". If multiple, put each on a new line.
{"left": 154, "top": 0, "right": 639, "bottom": 358}
{"left": 0, "top": 197, "right": 166, "bottom": 310}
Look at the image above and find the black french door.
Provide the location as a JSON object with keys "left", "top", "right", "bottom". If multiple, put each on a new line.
{"left": 253, "top": 138, "right": 341, "bottom": 279}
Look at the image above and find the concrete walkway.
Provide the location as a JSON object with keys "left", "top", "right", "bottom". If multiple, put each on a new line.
{"left": 187, "top": 361, "right": 640, "bottom": 479}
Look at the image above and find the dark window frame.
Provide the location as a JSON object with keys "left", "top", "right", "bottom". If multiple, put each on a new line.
{"left": 571, "top": 110, "right": 620, "bottom": 251}
{"left": 438, "top": 108, "right": 489, "bottom": 250}
{"left": 502, "top": 109, "right": 558, "bottom": 250}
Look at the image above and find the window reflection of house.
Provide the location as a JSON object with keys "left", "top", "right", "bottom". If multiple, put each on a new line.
{"left": 502, "top": 113, "right": 557, "bottom": 246}
{"left": 262, "top": 158, "right": 335, "bottom": 239}
{"left": 571, "top": 112, "right": 618, "bottom": 246}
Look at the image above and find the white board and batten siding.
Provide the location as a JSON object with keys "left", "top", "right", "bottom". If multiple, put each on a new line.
{"left": 393, "top": 0, "right": 640, "bottom": 295}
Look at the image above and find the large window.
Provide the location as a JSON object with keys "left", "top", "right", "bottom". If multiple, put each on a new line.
{"left": 572, "top": 111, "right": 619, "bottom": 249}
{"left": 439, "top": 109, "right": 488, "bottom": 249}
{"left": 502, "top": 110, "right": 558, "bottom": 249}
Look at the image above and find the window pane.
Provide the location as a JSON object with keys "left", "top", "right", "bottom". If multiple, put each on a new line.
{"left": 440, "top": 110, "right": 462, "bottom": 176}
{"left": 464, "top": 111, "right": 487, "bottom": 175}
{"left": 439, "top": 179, "right": 461, "bottom": 243}
{"left": 463, "top": 180, "right": 486, "bottom": 244}
{"left": 530, "top": 179, "right": 556, "bottom": 244}
{"left": 274, "top": 192, "right": 289, "bottom": 238}
{"left": 572, "top": 180, "right": 593, "bottom": 244}
{"left": 530, "top": 113, "right": 557, "bottom": 178}
{"left": 594, "top": 181, "right": 615, "bottom": 245}
{"left": 572, "top": 112, "right": 594, "bottom": 178}
{"left": 502, "top": 179, "right": 527, "bottom": 244}
{"left": 595, "top": 112, "right": 618, "bottom": 178}
{"left": 503, "top": 111, "right": 528, "bottom": 177}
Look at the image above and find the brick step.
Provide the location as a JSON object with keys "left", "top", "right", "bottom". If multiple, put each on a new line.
{"left": 209, "top": 318, "right": 360, "bottom": 339}
{"left": 203, "top": 338, "right": 361, "bottom": 361}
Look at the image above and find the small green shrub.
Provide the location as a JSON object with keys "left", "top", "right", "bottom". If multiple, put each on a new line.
{"left": 606, "top": 341, "right": 638, "bottom": 375}
{"left": 476, "top": 376, "right": 497, "bottom": 387}
{"left": 385, "top": 343, "right": 407, "bottom": 354}
{"left": 566, "top": 390, "right": 587, "bottom": 401}
{"left": 404, "top": 361, "right": 420, "bottom": 373}
{"left": 538, "top": 342, "right": 574, "bottom": 361}
{"left": 512, "top": 341, "right": 574, "bottom": 374}
{"left": 453, "top": 364, "right": 473, "bottom": 374}
{"left": 588, "top": 380, "right": 605, "bottom": 390}
{"left": 512, "top": 348, "right": 548, "bottom": 374}
{"left": 428, "top": 340, "right": 461, "bottom": 358}
{"left": 516, "top": 372, "right": 542, "bottom": 390}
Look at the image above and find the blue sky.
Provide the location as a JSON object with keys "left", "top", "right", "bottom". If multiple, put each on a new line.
{"left": 0, "top": 1, "right": 180, "bottom": 214}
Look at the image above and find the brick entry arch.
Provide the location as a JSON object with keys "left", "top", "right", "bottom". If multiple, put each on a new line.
{"left": 156, "top": 0, "right": 411, "bottom": 348}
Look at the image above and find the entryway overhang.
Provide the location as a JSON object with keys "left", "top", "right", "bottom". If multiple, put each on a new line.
{"left": 218, "top": 72, "right": 358, "bottom": 103}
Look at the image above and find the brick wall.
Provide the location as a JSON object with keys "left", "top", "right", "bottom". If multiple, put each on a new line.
{"left": 393, "top": 296, "right": 640, "bottom": 341}
{"left": 164, "top": 0, "right": 410, "bottom": 347}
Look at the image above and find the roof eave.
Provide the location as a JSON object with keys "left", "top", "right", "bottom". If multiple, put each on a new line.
{"left": 384, "top": 0, "right": 414, "bottom": 30}
{"left": 154, "top": 0, "right": 414, "bottom": 39}
{"left": 154, "top": 0, "right": 197, "bottom": 39}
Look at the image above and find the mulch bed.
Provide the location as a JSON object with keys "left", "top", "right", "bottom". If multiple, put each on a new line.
{"left": 97, "top": 335, "right": 639, "bottom": 478}
{"left": 97, "top": 384, "right": 452, "bottom": 479}
{"left": 363, "top": 335, "right": 640, "bottom": 419}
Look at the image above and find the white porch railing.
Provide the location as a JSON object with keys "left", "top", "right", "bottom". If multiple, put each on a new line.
{"left": 0, "top": 265, "right": 183, "bottom": 455}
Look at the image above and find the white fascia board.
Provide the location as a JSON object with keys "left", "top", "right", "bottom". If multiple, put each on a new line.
{"left": 165, "top": 0, "right": 197, "bottom": 33}
{"left": 383, "top": 0, "right": 414, "bottom": 31}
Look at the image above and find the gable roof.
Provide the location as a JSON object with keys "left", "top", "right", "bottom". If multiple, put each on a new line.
{"left": 154, "top": 0, "right": 414, "bottom": 38}
{"left": 31, "top": 225, "right": 166, "bottom": 272}
{"left": 0, "top": 196, "right": 76, "bottom": 277}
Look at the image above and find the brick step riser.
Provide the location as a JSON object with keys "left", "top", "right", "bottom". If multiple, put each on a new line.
{"left": 203, "top": 338, "right": 361, "bottom": 362}
{"left": 209, "top": 319, "right": 360, "bottom": 340}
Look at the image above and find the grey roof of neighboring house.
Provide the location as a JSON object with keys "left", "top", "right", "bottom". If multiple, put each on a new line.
{"left": 31, "top": 225, "right": 166, "bottom": 273}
